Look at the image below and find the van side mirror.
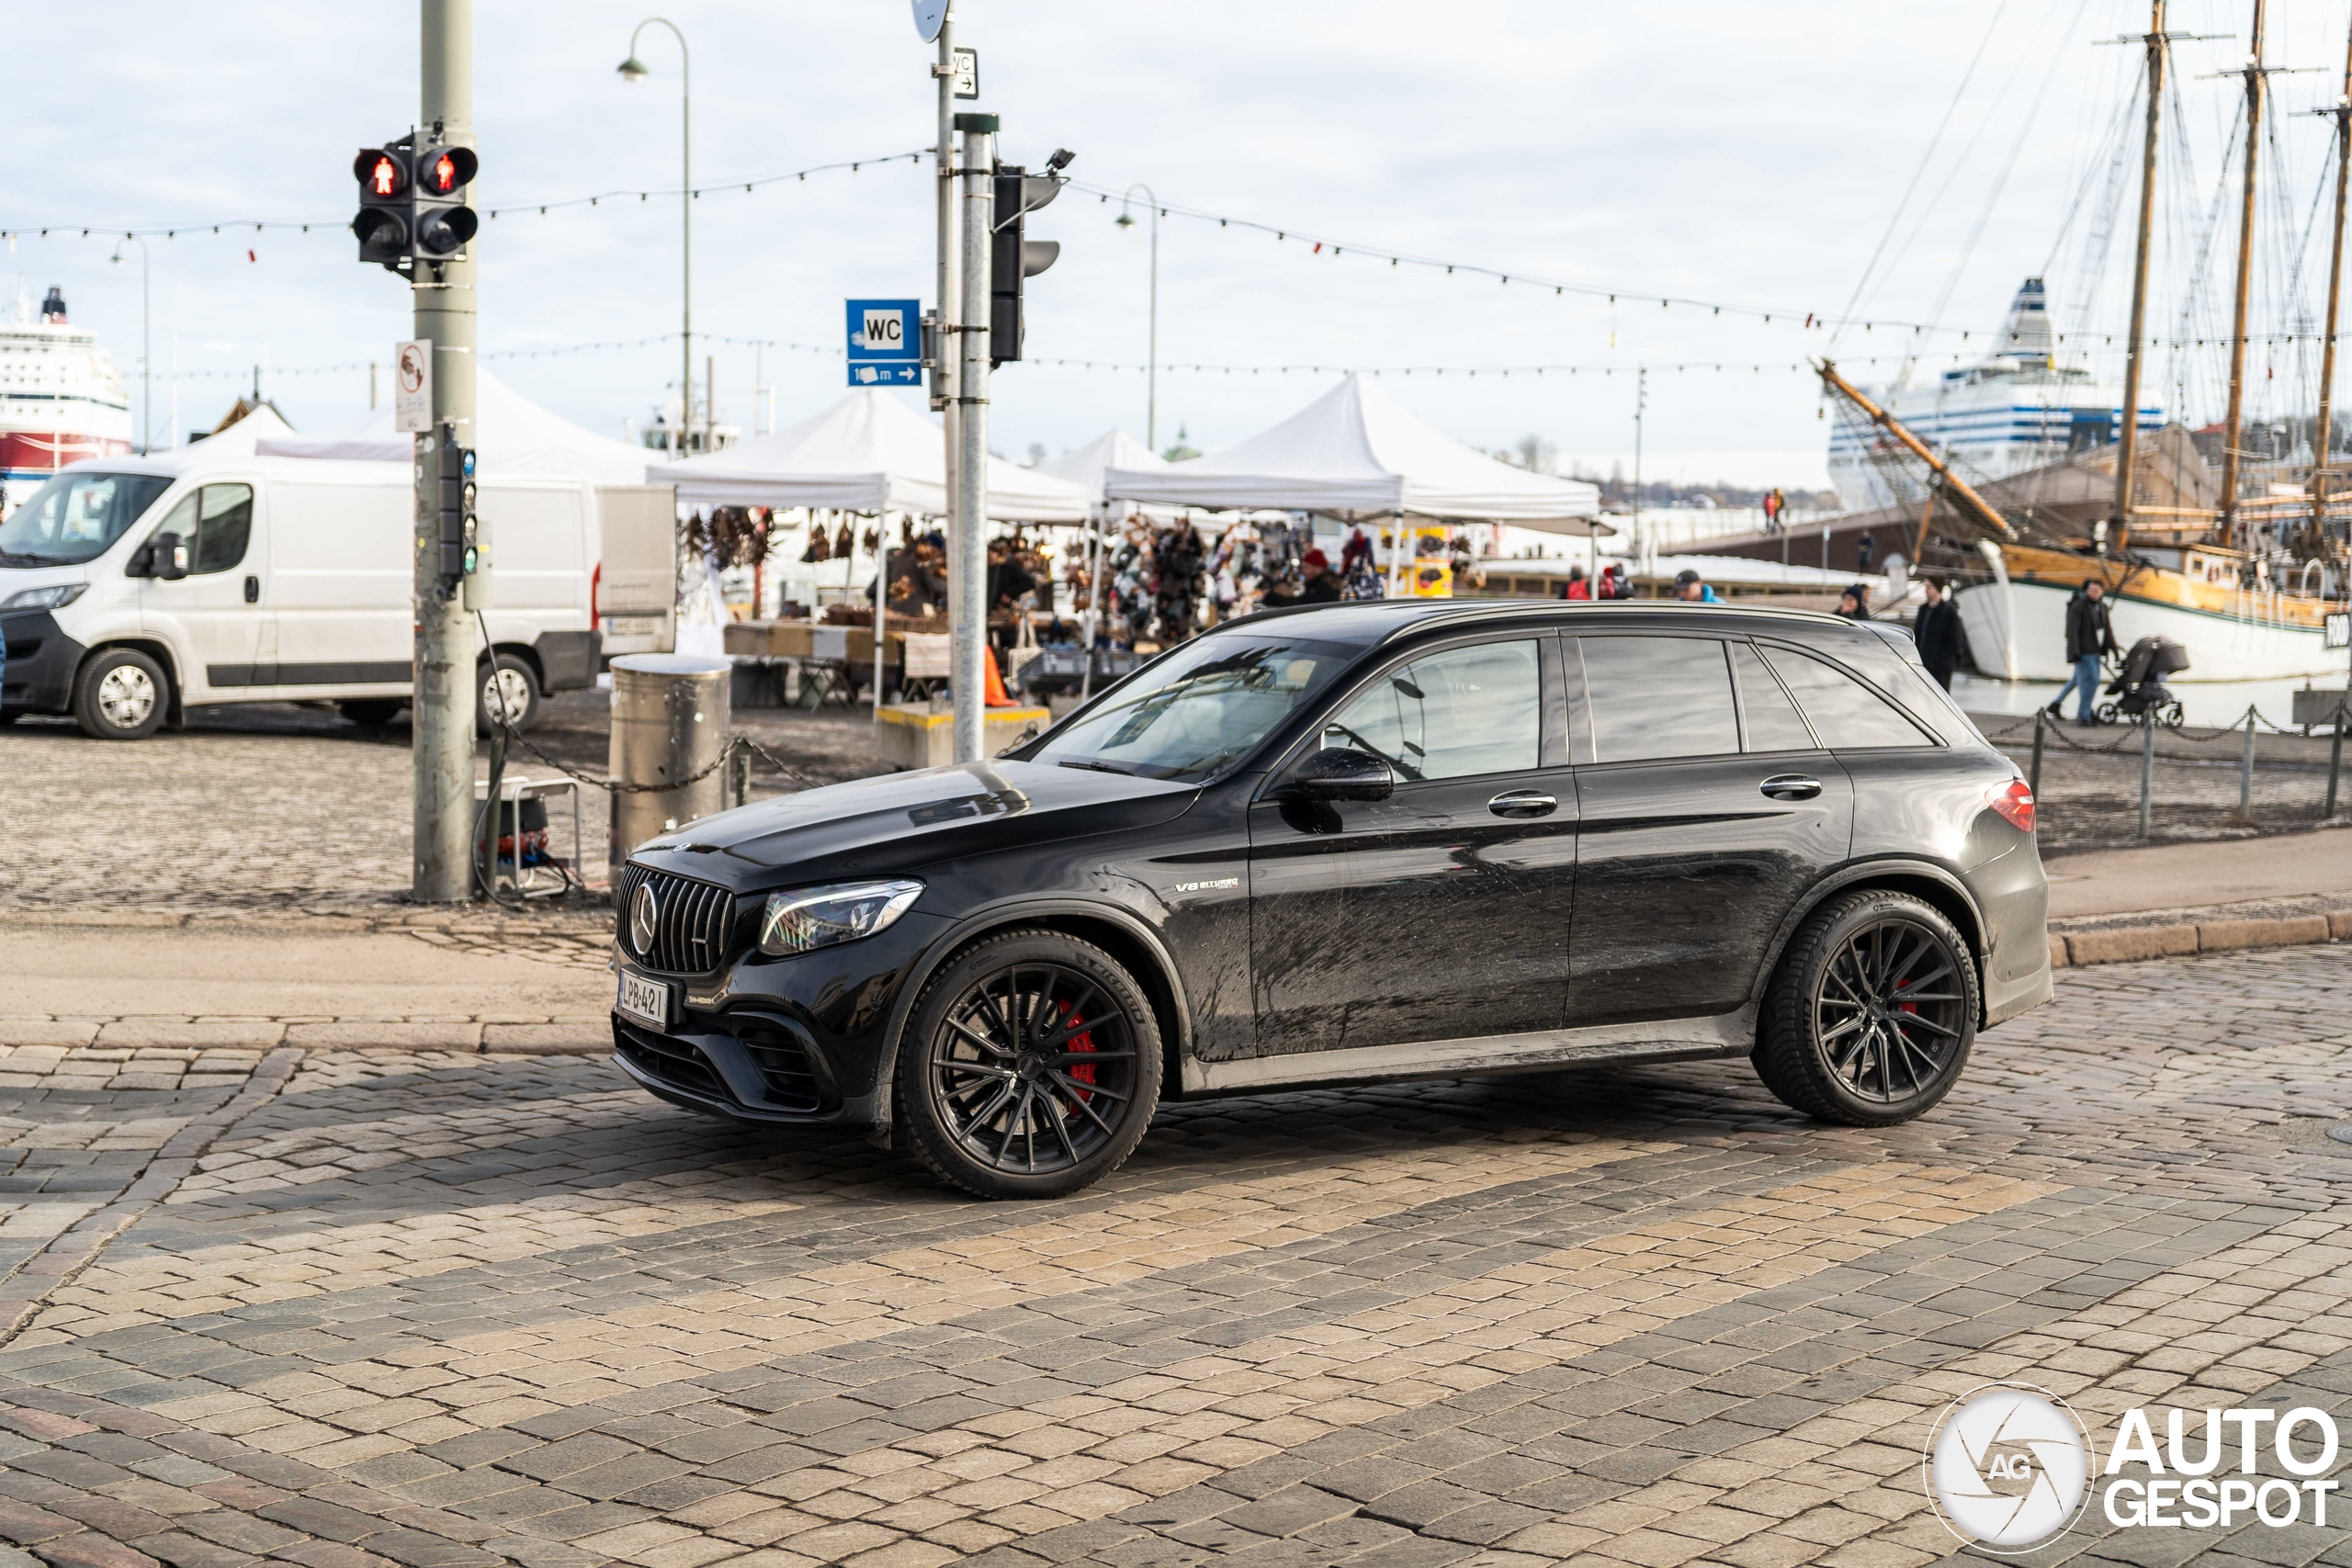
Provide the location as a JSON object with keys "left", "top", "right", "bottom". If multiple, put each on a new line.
{"left": 151, "top": 532, "right": 189, "bottom": 581}
{"left": 1291, "top": 746, "right": 1394, "bottom": 802}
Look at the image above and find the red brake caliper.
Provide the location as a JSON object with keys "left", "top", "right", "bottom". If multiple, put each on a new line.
{"left": 1894, "top": 977, "right": 1917, "bottom": 1016}
{"left": 1057, "top": 1000, "right": 1096, "bottom": 1101}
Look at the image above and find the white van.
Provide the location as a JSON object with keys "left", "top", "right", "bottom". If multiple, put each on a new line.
{"left": 0, "top": 449, "right": 676, "bottom": 739}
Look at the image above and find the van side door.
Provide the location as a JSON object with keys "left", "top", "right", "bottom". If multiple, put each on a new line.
{"left": 136, "top": 481, "right": 263, "bottom": 699}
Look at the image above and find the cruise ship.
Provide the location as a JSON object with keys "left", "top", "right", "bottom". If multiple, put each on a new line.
{"left": 1826, "top": 278, "right": 2162, "bottom": 512}
{"left": 0, "top": 286, "right": 131, "bottom": 511}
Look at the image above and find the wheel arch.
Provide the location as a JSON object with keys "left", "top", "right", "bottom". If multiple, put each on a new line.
{"left": 873, "top": 899, "right": 1193, "bottom": 1138}
{"left": 484, "top": 640, "right": 544, "bottom": 689}
{"left": 1750, "top": 859, "right": 1991, "bottom": 1025}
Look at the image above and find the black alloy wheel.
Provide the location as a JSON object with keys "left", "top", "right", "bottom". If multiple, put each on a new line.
{"left": 1755, "top": 890, "right": 1980, "bottom": 1126}
{"left": 897, "top": 930, "right": 1160, "bottom": 1198}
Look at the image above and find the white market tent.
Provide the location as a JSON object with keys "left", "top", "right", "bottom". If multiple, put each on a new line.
{"left": 647, "top": 388, "right": 1091, "bottom": 523}
{"left": 1037, "top": 428, "right": 1166, "bottom": 501}
{"left": 255, "top": 368, "right": 651, "bottom": 485}
{"left": 1103, "top": 373, "right": 1611, "bottom": 535}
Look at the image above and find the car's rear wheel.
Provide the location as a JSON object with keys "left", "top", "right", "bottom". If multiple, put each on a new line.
{"left": 340, "top": 699, "right": 404, "bottom": 728}
{"left": 476, "top": 653, "right": 539, "bottom": 735}
{"left": 896, "top": 930, "right": 1160, "bottom": 1198}
{"left": 1755, "top": 890, "right": 1978, "bottom": 1126}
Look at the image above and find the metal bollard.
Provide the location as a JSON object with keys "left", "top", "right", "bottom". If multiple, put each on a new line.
{"left": 2139, "top": 709, "right": 2154, "bottom": 842}
{"left": 2028, "top": 709, "right": 2046, "bottom": 803}
{"left": 729, "top": 744, "right": 753, "bottom": 811}
{"left": 2240, "top": 705, "right": 2256, "bottom": 819}
{"left": 608, "top": 653, "right": 731, "bottom": 877}
{"left": 2329, "top": 694, "right": 2347, "bottom": 820}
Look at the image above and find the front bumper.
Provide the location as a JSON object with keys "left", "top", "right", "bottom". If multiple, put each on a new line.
{"left": 0, "top": 610, "right": 83, "bottom": 714}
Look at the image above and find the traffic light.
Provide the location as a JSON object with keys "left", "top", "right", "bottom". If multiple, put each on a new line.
{"left": 436, "top": 425, "right": 478, "bottom": 580}
{"left": 412, "top": 137, "right": 479, "bottom": 261}
{"left": 989, "top": 150, "right": 1072, "bottom": 366}
{"left": 352, "top": 143, "right": 412, "bottom": 271}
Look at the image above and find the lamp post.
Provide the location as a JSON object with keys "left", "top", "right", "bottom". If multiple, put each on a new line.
{"left": 1114, "top": 185, "right": 1159, "bottom": 451}
{"left": 617, "top": 18, "right": 690, "bottom": 457}
{"left": 109, "top": 236, "right": 150, "bottom": 455}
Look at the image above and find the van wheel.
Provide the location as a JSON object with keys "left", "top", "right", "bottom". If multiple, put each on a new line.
{"left": 896, "top": 930, "right": 1161, "bottom": 1199}
{"left": 476, "top": 653, "right": 538, "bottom": 735}
{"left": 72, "top": 649, "right": 168, "bottom": 740}
{"left": 1754, "top": 890, "right": 1979, "bottom": 1126}
{"left": 339, "top": 700, "right": 404, "bottom": 728}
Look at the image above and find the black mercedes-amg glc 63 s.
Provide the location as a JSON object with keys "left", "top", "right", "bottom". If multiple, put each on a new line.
{"left": 609, "top": 599, "right": 2049, "bottom": 1198}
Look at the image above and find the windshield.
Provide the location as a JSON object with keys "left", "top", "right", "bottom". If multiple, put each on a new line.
{"left": 0, "top": 471, "right": 173, "bottom": 567}
{"left": 1028, "top": 634, "right": 1357, "bottom": 782}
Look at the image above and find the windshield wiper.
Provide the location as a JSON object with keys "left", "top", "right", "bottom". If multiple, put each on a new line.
{"left": 0, "top": 551, "right": 56, "bottom": 569}
{"left": 1057, "top": 759, "right": 1137, "bottom": 776}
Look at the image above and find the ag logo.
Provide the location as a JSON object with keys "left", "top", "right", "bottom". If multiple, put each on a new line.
{"left": 1923, "top": 1382, "right": 2092, "bottom": 1553}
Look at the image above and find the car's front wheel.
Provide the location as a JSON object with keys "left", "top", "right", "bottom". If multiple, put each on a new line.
{"left": 1755, "top": 890, "right": 1979, "bottom": 1126}
{"left": 897, "top": 930, "right": 1161, "bottom": 1198}
{"left": 72, "top": 648, "right": 168, "bottom": 740}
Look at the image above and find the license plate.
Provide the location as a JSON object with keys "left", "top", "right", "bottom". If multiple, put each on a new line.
{"left": 616, "top": 970, "right": 671, "bottom": 1029}
{"left": 603, "top": 615, "right": 661, "bottom": 637}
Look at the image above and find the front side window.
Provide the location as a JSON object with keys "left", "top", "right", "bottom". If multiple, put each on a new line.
{"left": 0, "top": 471, "right": 172, "bottom": 566}
{"left": 1321, "top": 638, "right": 1542, "bottom": 782}
{"left": 1580, "top": 636, "right": 1740, "bottom": 762}
{"left": 1760, "top": 645, "right": 1934, "bottom": 750}
{"left": 189, "top": 484, "right": 254, "bottom": 575}
{"left": 1027, "top": 634, "right": 1354, "bottom": 782}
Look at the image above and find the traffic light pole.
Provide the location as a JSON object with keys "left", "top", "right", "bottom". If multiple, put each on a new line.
{"left": 953, "top": 113, "right": 996, "bottom": 765}
{"left": 413, "top": 0, "right": 477, "bottom": 902}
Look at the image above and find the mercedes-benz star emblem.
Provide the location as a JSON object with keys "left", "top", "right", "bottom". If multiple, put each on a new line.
{"left": 629, "top": 883, "right": 660, "bottom": 956}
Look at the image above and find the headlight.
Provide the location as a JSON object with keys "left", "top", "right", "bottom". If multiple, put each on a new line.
{"left": 0, "top": 583, "right": 85, "bottom": 612}
{"left": 758, "top": 879, "right": 922, "bottom": 956}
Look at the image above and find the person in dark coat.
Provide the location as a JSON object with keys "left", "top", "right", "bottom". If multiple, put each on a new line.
{"left": 2050, "top": 578, "right": 2120, "bottom": 724}
{"left": 1836, "top": 584, "right": 1871, "bottom": 621}
{"left": 1913, "top": 579, "right": 1963, "bottom": 689}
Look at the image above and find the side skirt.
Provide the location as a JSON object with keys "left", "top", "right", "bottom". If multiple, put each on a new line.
{"left": 1178, "top": 1008, "right": 1757, "bottom": 1098}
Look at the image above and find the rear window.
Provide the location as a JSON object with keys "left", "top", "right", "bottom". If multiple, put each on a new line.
{"left": 1759, "top": 646, "right": 1935, "bottom": 750}
{"left": 1580, "top": 636, "right": 1741, "bottom": 762}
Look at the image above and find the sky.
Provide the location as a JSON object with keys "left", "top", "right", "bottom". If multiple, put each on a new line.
{"left": 13, "top": 0, "right": 2352, "bottom": 491}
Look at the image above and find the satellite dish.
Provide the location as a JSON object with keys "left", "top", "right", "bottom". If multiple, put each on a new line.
{"left": 912, "top": 0, "right": 948, "bottom": 41}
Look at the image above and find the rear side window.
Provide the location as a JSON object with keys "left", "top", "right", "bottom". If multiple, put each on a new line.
{"left": 1580, "top": 636, "right": 1740, "bottom": 762}
{"left": 1760, "top": 646, "right": 1934, "bottom": 749}
{"left": 1730, "top": 642, "right": 1816, "bottom": 751}
{"left": 1324, "top": 638, "right": 1541, "bottom": 781}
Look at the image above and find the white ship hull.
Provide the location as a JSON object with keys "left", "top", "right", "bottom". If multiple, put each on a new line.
{"left": 1955, "top": 578, "right": 2338, "bottom": 682}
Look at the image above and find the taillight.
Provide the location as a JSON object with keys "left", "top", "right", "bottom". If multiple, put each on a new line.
{"left": 1985, "top": 778, "right": 2035, "bottom": 833}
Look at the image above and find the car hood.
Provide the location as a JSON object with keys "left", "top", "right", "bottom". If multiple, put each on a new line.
{"left": 628, "top": 758, "right": 1200, "bottom": 892}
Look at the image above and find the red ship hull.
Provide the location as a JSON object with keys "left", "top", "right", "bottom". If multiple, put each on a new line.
{"left": 0, "top": 430, "right": 132, "bottom": 474}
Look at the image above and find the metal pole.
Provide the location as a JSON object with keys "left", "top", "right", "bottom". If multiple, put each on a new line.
{"left": 2114, "top": 1, "right": 2165, "bottom": 537}
{"left": 2219, "top": 0, "right": 2267, "bottom": 547}
{"left": 621, "top": 19, "right": 688, "bottom": 457}
{"left": 2328, "top": 694, "right": 2346, "bottom": 818}
{"left": 1632, "top": 367, "right": 1645, "bottom": 580}
{"left": 953, "top": 114, "right": 996, "bottom": 764}
{"left": 2312, "top": 17, "right": 2352, "bottom": 550}
{"left": 2139, "top": 708, "right": 2155, "bottom": 840}
{"left": 1117, "top": 186, "right": 1160, "bottom": 450}
{"left": 413, "top": 0, "right": 479, "bottom": 904}
{"left": 2029, "top": 708, "right": 2046, "bottom": 803}
{"left": 933, "top": 7, "right": 962, "bottom": 699}
{"left": 2240, "top": 703, "right": 2256, "bottom": 817}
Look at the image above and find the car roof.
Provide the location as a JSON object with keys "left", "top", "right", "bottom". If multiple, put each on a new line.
{"left": 1225, "top": 596, "right": 1861, "bottom": 648}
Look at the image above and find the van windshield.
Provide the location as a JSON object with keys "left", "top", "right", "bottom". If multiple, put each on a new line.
{"left": 0, "top": 471, "right": 173, "bottom": 566}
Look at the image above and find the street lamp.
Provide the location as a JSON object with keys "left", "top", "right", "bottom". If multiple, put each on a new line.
{"left": 617, "top": 17, "right": 690, "bottom": 457}
{"left": 1114, "top": 184, "right": 1159, "bottom": 452}
{"left": 109, "top": 235, "right": 150, "bottom": 456}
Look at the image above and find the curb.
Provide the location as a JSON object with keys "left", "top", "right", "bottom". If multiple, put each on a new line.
{"left": 2049, "top": 908, "right": 2352, "bottom": 969}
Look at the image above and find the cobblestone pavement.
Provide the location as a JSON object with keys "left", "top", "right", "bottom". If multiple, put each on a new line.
{"left": 0, "top": 944, "right": 2346, "bottom": 1568}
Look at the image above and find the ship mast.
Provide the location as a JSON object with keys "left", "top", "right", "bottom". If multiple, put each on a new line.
{"left": 2218, "top": 0, "right": 2268, "bottom": 547}
{"left": 2311, "top": 15, "right": 2352, "bottom": 553}
{"left": 2113, "top": 1, "right": 2168, "bottom": 537}
{"left": 1815, "top": 360, "right": 2016, "bottom": 542}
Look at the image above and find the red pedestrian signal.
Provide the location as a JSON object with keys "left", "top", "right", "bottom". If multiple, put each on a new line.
{"left": 351, "top": 145, "right": 413, "bottom": 271}
{"left": 421, "top": 146, "right": 477, "bottom": 197}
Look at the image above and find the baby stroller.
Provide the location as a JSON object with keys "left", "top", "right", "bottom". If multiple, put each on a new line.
{"left": 2096, "top": 636, "right": 2188, "bottom": 728}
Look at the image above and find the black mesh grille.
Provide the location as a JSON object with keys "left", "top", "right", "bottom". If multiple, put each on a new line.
{"left": 736, "top": 1024, "right": 822, "bottom": 1112}
{"left": 614, "top": 1020, "right": 727, "bottom": 1100}
{"left": 617, "top": 865, "right": 736, "bottom": 975}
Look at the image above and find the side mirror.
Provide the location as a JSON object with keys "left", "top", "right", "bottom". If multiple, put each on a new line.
{"left": 1291, "top": 746, "right": 1393, "bottom": 802}
{"left": 151, "top": 532, "right": 189, "bottom": 581}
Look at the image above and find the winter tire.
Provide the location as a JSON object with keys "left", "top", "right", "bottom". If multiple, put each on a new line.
{"left": 896, "top": 929, "right": 1161, "bottom": 1199}
{"left": 1755, "top": 890, "right": 1979, "bottom": 1127}
{"left": 72, "top": 648, "right": 168, "bottom": 740}
{"left": 476, "top": 652, "right": 539, "bottom": 735}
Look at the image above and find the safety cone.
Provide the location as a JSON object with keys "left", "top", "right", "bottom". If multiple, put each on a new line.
{"left": 983, "top": 646, "right": 1016, "bottom": 707}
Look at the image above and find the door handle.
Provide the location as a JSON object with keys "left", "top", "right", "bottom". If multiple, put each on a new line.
{"left": 243, "top": 575, "right": 259, "bottom": 604}
{"left": 1487, "top": 789, "right": 1557, "bottom": 818}
{"left": 1759, "top": 775, "right": 1822, "bottom": 801}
